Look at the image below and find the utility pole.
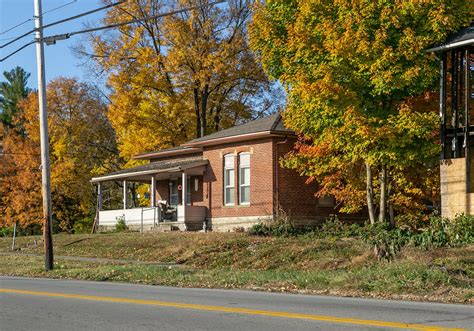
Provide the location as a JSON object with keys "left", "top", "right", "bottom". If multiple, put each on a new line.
{"left": 34, "top": 0, "right": 54, "bottom": 271}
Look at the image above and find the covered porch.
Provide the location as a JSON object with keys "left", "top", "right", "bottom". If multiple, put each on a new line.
{"left": 91, "top": 157, "right": 209, "bottom": 232}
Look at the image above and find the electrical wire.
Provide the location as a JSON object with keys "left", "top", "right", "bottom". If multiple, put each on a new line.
{"left": 43, "top": 0, "right": 226, "bottom": 43}
{"left": 0, "top": 19, "right": 33, "bottom": 35}
{"left": 0, "top": 0, "right": 77, "bottom": 35}
{"left": 0, "top": 40, "right": 36, "bottom": 62}
{"left": 43, "top": 0, "right": 78, "bottom": 16}
{"left": 0, "top": 0, "right": 227, "bottom": 62}
{"left": 0, "top": 0, "right": 127, "bottom": 49}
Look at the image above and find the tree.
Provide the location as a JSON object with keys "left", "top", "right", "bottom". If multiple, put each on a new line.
{"left": 0, "top": 66, "right": 31, "bottom": 129}
{"left": 0, "top": 78, "right": 120, "bottom": 231}
{"left": 250, "top": 0, "right": 470, "bottom": 223}
{"left": 78, "top": 0, "right": 280, "bottom": 164}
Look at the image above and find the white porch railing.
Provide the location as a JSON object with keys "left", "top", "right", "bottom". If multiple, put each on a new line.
{"left": 99, "top": 205, "right": 207, "bottom": 232}
{"left": 99, "top": 207, "right": 160, "bottom": 232}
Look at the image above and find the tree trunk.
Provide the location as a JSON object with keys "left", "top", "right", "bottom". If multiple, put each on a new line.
{"left": 378, "top": 164, "right": 387, "bottom": 223}
{"left": 214, "top": 105, "right": 221, "bottom": 132}
{"left": 366, "top": 162, "right": 376, "bottom": 224}
{"left": 389, "top": 201, "right": 395, "bottom": 227}
{"left": 193, "top": 88, "right": 201, "bottom": 138}
{"left": 387, "top": 180, "right": 395, "bottom": 227}
{"left": 200, "top": 85, "right": 209, "bottom": 137}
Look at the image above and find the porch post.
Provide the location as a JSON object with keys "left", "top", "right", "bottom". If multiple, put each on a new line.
{"left": 181, "top": 171, "right": 187, "bottom": 220}
{"left": 151, "top": 176, "right": 156, "bottom": 207}
{"left": 123, "top": 180, "right": 127, "bottom": 210}
{"left": 97, "top": 182, "right": 102, "bottom": 211}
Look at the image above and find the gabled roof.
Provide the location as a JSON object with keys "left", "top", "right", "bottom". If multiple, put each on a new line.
{"left": 426, "top": 26, "right": 474, "bottom": 52}
{"left": 182, "top": 113, "right": 294, "bottom": 147}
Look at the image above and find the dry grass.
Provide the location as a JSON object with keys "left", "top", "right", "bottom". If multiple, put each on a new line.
{"left": 0, "top": 232, "right": 472, "bottom": 303}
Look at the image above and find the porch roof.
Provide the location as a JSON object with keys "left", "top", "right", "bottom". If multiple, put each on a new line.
{"left": 426, "top": 26, "right": 474, "bottom": 52}
{"left": 91, "top": 156, "right": 208, "bottom": 183}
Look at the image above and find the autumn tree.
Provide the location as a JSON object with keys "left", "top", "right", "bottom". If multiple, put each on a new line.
{"left": 79, "top": 0, "right": 280, "bottom": 164}
{"left": 0, "top": 78, "right": 120, "bottom": 231}
{"left": 250, "top": 0, "right": 470, "bottom": 224}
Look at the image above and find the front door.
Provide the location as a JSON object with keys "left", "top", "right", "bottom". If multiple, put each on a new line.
{"left": 169, "top": 179, "right": 179, "bottom": 206}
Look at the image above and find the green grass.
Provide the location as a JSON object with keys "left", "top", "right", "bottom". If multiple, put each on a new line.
{"left": 0, "top": 232, "right": 473, "bottom": 303}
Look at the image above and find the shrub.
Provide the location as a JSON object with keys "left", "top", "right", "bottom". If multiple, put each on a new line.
{"left": 360, "top": 223, "right": 410, "bottom": 261}
{"left": 411, "top": 214, "right": 474, "bottom": 248}
{"left": 0, "top": 227, "right": 14, "bottom": 237}
{"left": 249, "top": 211, "right": 300, "bottom": 237}
{"left": 73, "top": 217, "right": 94, "bottom": 234}
{"left": 319, "top": 215, "right": 361, "bottom": 238}
{"left": 115, "top": 215, "right": 127, "bottom": 232}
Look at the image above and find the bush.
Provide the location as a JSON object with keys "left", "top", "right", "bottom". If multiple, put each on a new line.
{"left": 0, "top": 227, "right": 14, "bottom": 237}
{"left": 412, "top": 214, "right": 474, "bottom": 248}
{"left": 115, "top": 215, "right": 128, "bottom": 232}
{"left": 73, "top": 217, "right": 94, "bottom": 234}
{"left": 360, "top": 223, "right": 410, "bottom": 261}
{"left": 361, "top": 214, "right": 474, "bottom": 260}
{"left": 319, "top": 215, "right": 361, "bottom": 238}
{"left": 249, "top": 211, "right": 300, "bottom": 237}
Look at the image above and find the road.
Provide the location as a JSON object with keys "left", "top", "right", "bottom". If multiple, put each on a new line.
{"left": 0, "top": 276, "right": 472, "bottom": 331}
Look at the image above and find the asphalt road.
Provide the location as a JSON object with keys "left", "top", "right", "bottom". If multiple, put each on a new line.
{"left": 0, "top": 276, "right": 472, "bottom": 331}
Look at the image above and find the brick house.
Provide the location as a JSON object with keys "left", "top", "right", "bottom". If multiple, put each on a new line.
{"left": 92, "top": 113, "right": 353, "bottom": 231}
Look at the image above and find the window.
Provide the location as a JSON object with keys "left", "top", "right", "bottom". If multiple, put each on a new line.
{"left": 239, "top": 153, "right": 250, "bottom": 205}
{"left": 224, "top": 154, "right": 235, "bottom": 205}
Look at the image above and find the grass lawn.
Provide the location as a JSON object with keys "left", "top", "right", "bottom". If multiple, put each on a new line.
{"left": 1, "top": 232, "right": 473, "bottom": 303}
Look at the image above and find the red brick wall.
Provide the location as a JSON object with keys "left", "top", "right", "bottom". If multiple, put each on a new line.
{"left": 202, "top": 138, "right": 275, "bottom": 219}
{"left": 273, "top": 137, "right": 322, "bottom": 219}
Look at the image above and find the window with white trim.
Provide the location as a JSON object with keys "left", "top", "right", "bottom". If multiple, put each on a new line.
{"left": 224, "top": 154, "right": 235, "bottom": 205}
{"left": 239, "top": 152, "right": 250, "bottom": 205}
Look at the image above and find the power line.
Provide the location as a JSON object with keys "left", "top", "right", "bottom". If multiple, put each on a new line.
{"left": 42, "top": 0, "right": 226, "bottom": 45}
{"left": 0, "top": 19, "right": 33, "bottom": 35}
{"left": 0, "top": 0, "right": 226, "bottom": 61}
{"left": 0, "top": 0, "right": 77, "bottom": 36}
{"left": 0, "top": 0, "right": 126, "bottom": 49}
{"left": 0, "top": 41, "right": 36, "bottom": 62}
{"left": 43, "top": 0, "right": 78, "bottom": 16}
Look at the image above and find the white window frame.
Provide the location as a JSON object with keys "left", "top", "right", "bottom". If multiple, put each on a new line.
{"left": 238, "top": 152, "right": 250, "bottom": 205}
{"left": 224, "top": 154, "right": 235, "bottom": 206}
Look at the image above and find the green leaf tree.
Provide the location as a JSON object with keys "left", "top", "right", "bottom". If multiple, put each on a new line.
{"left": 0, "top": 66, "right": 31, "bottom": 129}
{"left": 250, "top": 0, "right": 471, "bottom": 223}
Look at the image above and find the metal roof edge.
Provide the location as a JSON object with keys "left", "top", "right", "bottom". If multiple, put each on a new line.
{"left": 90, "top": 160, "right": 209, "bottom": 183}
{"left": 425, "top": 38, "right": 474, "bottom": 52}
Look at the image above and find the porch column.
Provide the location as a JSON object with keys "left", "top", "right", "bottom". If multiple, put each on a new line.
{"left": 181, "top": 171, "right": 187, "bottom": 220}
{"left": 123, "top": 180, "right": 127, "bottom": 210}
{"left": 151, "top": 176, "right": 156, "bottom": 207}
{"left": 97, "top": 183, "right": 102, "bottom": 211}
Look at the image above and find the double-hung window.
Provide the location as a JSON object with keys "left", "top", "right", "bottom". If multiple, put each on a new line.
{"left": 224, "top": 154, "right": 235, "bottom": 205}
{"left": 239, "top": 153, "right": 250, "bottom": 205}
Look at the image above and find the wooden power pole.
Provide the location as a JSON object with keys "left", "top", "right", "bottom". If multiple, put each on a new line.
{"left": 34, "top": 0, "right": 54, "bottom": 271}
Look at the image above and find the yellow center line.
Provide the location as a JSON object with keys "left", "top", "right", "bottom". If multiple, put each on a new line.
{"left": 0, "top": 288, "right": 466, "bottom": 331}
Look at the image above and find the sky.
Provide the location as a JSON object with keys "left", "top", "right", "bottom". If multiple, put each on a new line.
{"left": 0, "top": 0, "right": 105, "bottom": 89}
